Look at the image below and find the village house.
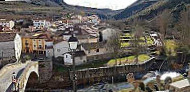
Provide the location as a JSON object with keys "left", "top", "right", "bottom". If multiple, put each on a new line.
{"left": 33, "top": 19, "right": 51, "bottom": 29}
{"left": 53, "top": 40, "right": 69, "bottom": 58}
{"left": 64, "top": 51, "right": 87, "bottom": 65}
{"left": 0, "top": 33, "right": 22, "bottom": 61}
{"left": 87, "top": 15, "right": 101, "bottom": 25}
{"left": 77, "top": 35, "right": 98, "bottom": 44}
{"left": 61, "top": 26, "right": 82, "bottom": 41}
{"left": 22, "top": 33, "right": 53, "bottom": 56}
{"left": 0, "top": 19, "right": 15, "bottom": 30}
{"left": 45, "top": 40, "right": 54, "bottom": 58}
{"left": 60, "top": 25, "right": 99, "bottom": 44}
{"left": 79, "top": 25, "right": 99, "bottom": 37}
{"left": 101, "top": 28, "right": 117, "bottom": 41}
{"left": 21, "top": 33, "right": 33, "bottom": 53}
{"left": 81, "top": 42, "right": 111, "bottom": 61}
{"left": 31, "top": 33, "right": 51, "bottom": 55}
{"left": 70, "top": 15, "right": 82, "bottom": 24}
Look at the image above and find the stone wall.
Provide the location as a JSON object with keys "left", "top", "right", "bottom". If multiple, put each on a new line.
{"left": 38, "top": 60, "right": 53, "bottom": 83}
{"left": 0, "top": 41, "right": 15, "bottom": 58}
{"left": 70, "top": 57, "right": 155, "bottom": 80}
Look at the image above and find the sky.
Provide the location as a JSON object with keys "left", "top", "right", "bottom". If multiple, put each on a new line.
{"left": 64, "top": 0, "right": 138, "bottom": 10}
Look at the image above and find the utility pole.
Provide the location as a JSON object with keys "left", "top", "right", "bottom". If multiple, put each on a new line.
{"left": 72, "top": 49, "right": 77, "bottom": 92}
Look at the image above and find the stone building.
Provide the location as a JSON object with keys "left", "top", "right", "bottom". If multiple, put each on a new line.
{"left": 63, "top": 51, "right": 87, "bottom": 65}
{"left": 81, "top": 42, "right": 112, "bottom": 61}
{"left": 0, "top": 33, "right": 22, "bottom": 61}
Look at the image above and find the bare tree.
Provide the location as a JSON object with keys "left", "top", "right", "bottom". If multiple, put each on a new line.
{"left": 176, "top": 9, "right": 190, "bottom": 63}
{"left": 106, "top": 30, "right": 122, "bottom": 65}
{"left": 131, "top": 24, "right": 144, "bottom": 64}
{"left": 157, "top": 9, "right": 172, "bottom": 40}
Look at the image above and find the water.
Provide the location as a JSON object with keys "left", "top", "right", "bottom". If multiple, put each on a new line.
{"left": 160, "top": 72, "right": 181, "bottom": 80}
{"left": 78, "top": 82, "right": 134, "bottom": 92}
{"left": 78, "top": 71, "right": 183, "bottom": 91}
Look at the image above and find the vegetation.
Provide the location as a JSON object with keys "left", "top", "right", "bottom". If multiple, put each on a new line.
{"left": 165, "top": 40, "right": 178, "bottom": 56}
{"left": 106, "top": 31, "right": 122, "bottom": 65}
{"left": 113, "top": 0, "right": 158, "bottom": 20}
{"left": 107, "top": 54, "right": 151, "bottom": 66}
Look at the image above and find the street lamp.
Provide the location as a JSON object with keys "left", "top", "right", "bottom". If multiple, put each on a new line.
{"left": 68, "top": 34, "right": 78, "bottom": 92}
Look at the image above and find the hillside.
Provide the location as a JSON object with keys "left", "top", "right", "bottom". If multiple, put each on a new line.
{"left": 0, "top": 0, "right": 121, "bottom": 19}
{"left": 127, "top": 0, "right": 190, "bottom": 21}
{"left": 113, "top": 0, "right": 159, "bottom": 20}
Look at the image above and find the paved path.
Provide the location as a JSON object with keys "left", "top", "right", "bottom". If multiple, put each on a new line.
{"left": 0, "top": 63, "right": 27, "bottom": 92}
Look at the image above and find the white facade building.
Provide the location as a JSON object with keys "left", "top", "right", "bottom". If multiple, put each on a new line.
{"left": 33, "top": 20, "right": 51, "bottom": 28}
{"left": 53, "top": 41, "right": 69, "bottom": 58}
{"left": 101, "top": 28, "right": 117, "bottom": 41}
{"left": 0, "top": 19, "right": 15, "bottom": 30}
{"left": 0, "top": 33, "right": 22, "bottom": 61}
{"left": 64, "top": 51, "right": 87, "bottom": 65}
{"left": 45, "top": 41, "right": 54, "bottom": 58}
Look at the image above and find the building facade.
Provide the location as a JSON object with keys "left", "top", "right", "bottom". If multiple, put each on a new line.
{"left": 53, "top": 40, "right": 69, "bottom": 58}
{"left": 22, "top": 33, "right": 52, "bottom": 55}
{"left": 0, "top": 33, "right": 22, "bottom": 61}
{"left": 64, "top": 51, "right": 87, "bottom": 65}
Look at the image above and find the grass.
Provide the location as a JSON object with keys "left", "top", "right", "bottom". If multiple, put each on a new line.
{"left": 120, "top": 33, "right": 132, "bottom": 38}
{"left": 165, "top": 40, "right": 178, "bottom": 56}
{"left": 107, "top": 54, "right": 151, "bottom": 66}
{"left": 147, "top": 36, "right": 154, "bottom": 46}
{"left": 75, "top": 60, "right": 108, "bottom": 70}
{"left": 54, "top": 60, "right": 109, "bottom": 73}
{"left": 121, "top": 42, "right": 130, "bottom": 47}
{"left": 120, "top": 35, "right": 154, "bottom": 48}
{"left": 56, "top": 54, "right": 151, "bottom": 72}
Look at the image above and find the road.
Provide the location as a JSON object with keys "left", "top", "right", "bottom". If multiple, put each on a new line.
{"left": 0, "top": 63, "right": 27, "bottom": 92}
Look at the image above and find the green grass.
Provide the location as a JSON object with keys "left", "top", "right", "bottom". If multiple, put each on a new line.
{"left": 54, "top": 61, "right": 108, "bottom": 72}
{"left": 138, "top": 54, "right": 151, "bottom": 62}
{"left": 107, "top": 54, "right": 151, "bottom": 66}
{"left": 75, "top": 60, "right": 108, "bottom": 70}
{"left": 55, "top": 54, "right": 151, "bottom": 72}
{"left": 165, "top": 40, "right": 178, "bottom": 56}
{"left": 55, "top": 65, "right": 69, "bottom": 72}
{"left": 121, "top": 42, "right": 130, "bottom": 47}
{"left": 120, "top": 35, "right": 154, "bottom": 48}
{"left": 147, "top": 36, "right": 154, "bottom": 46}
{"left": 121, "top": 33, "right": 132, "bottom": 38}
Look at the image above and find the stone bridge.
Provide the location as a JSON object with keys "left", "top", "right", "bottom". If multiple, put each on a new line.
{"left": 0, "top": 60, "right": 39, "bottom": 92}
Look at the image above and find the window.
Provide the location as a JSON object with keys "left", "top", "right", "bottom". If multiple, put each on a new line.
{"left": 39, "top": 45, "right": 42, "bottom": 49}
{"left": 66, "top": 55, "right": 68, "bottom": 58}
{"left": 34, "top": 45, "right": 36, "bottom": 47}
{"left": 96, "top": 49, "right": 99, "bottom": 52}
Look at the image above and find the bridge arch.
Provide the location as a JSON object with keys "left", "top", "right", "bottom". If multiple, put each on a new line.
{"left": 18, "top": 62, "right": 39, "bottom": 92}
{"left": 25, "top": 71, "right": 39, "bottom": 88}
